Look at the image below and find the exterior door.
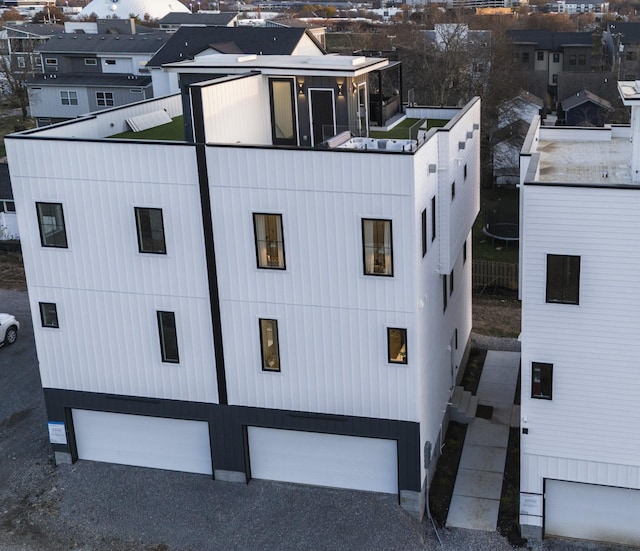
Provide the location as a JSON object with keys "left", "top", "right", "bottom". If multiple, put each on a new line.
{"left": 72, "top": 409, "right": 213, "bottom": 475}
{"left": 309, "top": 89, "right": 335, "bottom": 146}
{"left": 247, "top": 426, "right": 398, "bottom": 494}
{"left": 269, "top": 78, "right": 298, "bottom": 146}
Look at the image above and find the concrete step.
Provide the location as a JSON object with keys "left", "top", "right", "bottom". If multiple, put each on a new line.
{"left": 451, "top": 386, "right": 463, "bottom": 409}
{"left": 466, "top": 395, "right": 478, "bottom": 420}
{"left": 451, "top": 389, "right": 473, "bottom": 423}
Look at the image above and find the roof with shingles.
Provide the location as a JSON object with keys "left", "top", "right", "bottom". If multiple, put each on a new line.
{"left": 561, "top": 89, "right": 614, "bottom": 111}
{"left": 36, "top": 33, "right": 170, "bottom": 55}
{"left": 147, "top": 26, "right": 316, "bottom": 67}
{"left": 506, "top": 30, "right": 592, "bottom": 49}
{"left": 158, "top": 13, "right": 237, "bottom": 26}
{"left": 3, "top": 23, "right": 65, "bottom": 37}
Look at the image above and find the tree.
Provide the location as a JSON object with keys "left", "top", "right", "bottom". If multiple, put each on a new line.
{"left": 0, "top": 31, "right": 40, "bottom": 120}
{"left": 1, "top": 8, "right": 23, "bottom": 22}
{"left": 31, "top": 6, "right": 66, "bottom": 24}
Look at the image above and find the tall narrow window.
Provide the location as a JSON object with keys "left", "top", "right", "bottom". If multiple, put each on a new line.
{"left": 269, "top": 79, "right": 297, "bottom": 146}
{"left": 450, "top": 269, "right": 454, "bottom": 296}
{"left": 253, "top": 213, "right": 285, "bottom": 269}
{"left": 531, "top": 362, "right": 553, "bottom": 399}
{"left": 362, "top": 218, "right": 393, "bottom": 276}
{"left": 463, "top": 239, "right": 468, "bottom": 264}
{"left": 157, "top": 311, "right": 179, "bottom": 363}
{"left": 39, "top": 302, "right": 59, "bottom": 328}
{"left": 421, "top": 208, "right": 427, "bottom": 257}
{"left": 36, "top": 202, "right": 68, "bottom": 248}
{"left": 135, "top": 207, "right": 166, "bottom": 254}
{"left": 451, "top": 181, "right": 456, "bottom": 201}
{"left": 546, "top": 254, "right": 580, "bottom": 304}
{"left": 387, "top": 328, "right": 407, "bottom": 364}
{"left": 442, "top": 275, "right": 448, "bottom": 311}
{"left": 259, "top": 318, "right": 280, "bottom": 372}
{"left": 431, "top": 196, "right": 437, "bottom": 242}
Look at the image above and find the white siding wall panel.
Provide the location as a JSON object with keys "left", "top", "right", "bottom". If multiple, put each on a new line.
{"left": 7, "top": 139, "right": 217, "bottom": 402}
{"left": 208, "top": 146, "right": 418, "bottom": 420}
{"left": 521, "top": 184, "right": 640, "bottom": 489}
{"left": 290, "top": 35, "right": 325, "bottom": 56}
{"left": 438, "top": 99, "right": 481, "bottom": 274}
{"left": 522, "top": 454, "right": 640, "bottom": 494}
{"left": 200, "top": 75, "right": 271, "bottom": 145}
{"left": 412, "top": 137, "right": 473, "bottom": 480}
{"left": 18, "top": 95, "right": 182, "bottom": 139}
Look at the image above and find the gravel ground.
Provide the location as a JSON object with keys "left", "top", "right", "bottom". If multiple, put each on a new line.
{"left": 471, "top": 332, "right": 521, "bottom": 352}
{"left": 1, "top": 289, "right": 638, "bottom": 551}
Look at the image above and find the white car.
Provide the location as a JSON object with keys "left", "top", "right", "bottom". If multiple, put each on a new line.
{"left": 0, "top": 313, "right": 19, "bottom": 346}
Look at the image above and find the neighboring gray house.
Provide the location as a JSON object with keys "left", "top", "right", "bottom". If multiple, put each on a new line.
{"left": 28, "top": 33, "right": 170, "bottom": 126}
{"left": 0, "top": 164, "right": 18, "bottom": 241}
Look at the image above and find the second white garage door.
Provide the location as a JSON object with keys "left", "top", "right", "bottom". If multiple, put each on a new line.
{"left": 546, "top": 479, "right": 640, "bottom": 546}
{"left": 247, "top": 427, "right": 398, "bottom": 494}
{"left": 72, "top": 409, "right": 213, "bottom": 475}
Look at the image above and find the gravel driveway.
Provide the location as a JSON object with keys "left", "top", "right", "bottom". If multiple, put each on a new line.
{"left": 1, "top": 289, "right": 637, "bottom": 550}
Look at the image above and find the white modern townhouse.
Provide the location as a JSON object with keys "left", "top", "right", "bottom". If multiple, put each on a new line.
{"left": 6, "top": 52, "right": 480, "bottom": 519}
{"left": 518, "top": 80, "right": 640, "bottom": 545}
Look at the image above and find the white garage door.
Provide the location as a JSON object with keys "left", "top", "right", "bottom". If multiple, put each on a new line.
{"left": 72, "top": 409, "right": 212, "bottom": 475}
{"left": 248, "top": 427, "right": 398, "bottom": 494}
{"left": 546, "top": 479, "right": 640, "bottom": 545}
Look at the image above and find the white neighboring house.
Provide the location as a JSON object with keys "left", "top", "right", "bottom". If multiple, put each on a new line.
{"left": 518, "top": 80, "right": 640, "bottom": 545}
{"left": 6, "top": 53, "right": 480, "bottom": 519}
{"left": 0, "top": 164, "right": 18, "bottom": 240}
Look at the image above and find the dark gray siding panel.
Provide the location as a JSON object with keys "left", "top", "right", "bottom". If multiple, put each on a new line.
{"left": 42, "top": 388, "right": 421, "bottom": 492}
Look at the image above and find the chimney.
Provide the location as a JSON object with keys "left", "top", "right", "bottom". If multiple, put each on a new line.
{"left": 130, "top": 17, "right": 136, "bottom": 35}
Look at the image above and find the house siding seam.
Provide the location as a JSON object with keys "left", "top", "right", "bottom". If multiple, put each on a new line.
{"left": 191, "top": 85, "right": 228, "bottom": 405}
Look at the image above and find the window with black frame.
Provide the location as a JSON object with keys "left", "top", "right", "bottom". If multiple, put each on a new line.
{"left": 36, "top": 202, "right": 67, "bottom": 248}
{"left": 135, "top": 207, "right": 166, "bottom": 254}
{"left": 546, "top": 254, "right": 580, "bottom": 304}
{"left": 362, "top": 218, "right": 393, "bottom": 276}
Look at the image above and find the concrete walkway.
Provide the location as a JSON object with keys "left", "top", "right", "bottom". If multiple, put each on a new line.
{"left": 446, "top": 350, "right": 521, "bottom": 531}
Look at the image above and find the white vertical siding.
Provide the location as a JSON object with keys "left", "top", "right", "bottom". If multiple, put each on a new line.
{"left": 7, "top": 139, "right": 217, "bottom": 403}
{"left": 199, "top": 75, "right": 272, "bottom": 145}
{"left": 209, "top": 146, "right": 419, "bottom": 420}
{"left": 520, "top": 183, "right": 640, "bottom": 491}
{"left": 414, "top": 135, "right": 473, "bottom": 478}
{"left": 437, "top": 99, "right": 480, "bottom": 274}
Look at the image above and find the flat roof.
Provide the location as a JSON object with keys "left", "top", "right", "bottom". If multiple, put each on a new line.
{"left": 535, "top": 136, "right": 632, "bottom": 185}
{"left": 164, "top": 53, "right": 390, "bottom": 77}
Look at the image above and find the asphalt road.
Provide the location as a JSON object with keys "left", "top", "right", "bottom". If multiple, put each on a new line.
{"left": 1, "top": 288, "right": 637, "bottom": 551}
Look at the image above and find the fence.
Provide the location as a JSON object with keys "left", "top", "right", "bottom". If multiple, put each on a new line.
{"left": 472, "top": 260, "right": 518, "bottom": 292}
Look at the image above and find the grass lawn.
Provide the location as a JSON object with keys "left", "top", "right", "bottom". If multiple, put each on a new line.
{"left": 109, "top": 116, "right": 184, "bottom": 141}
